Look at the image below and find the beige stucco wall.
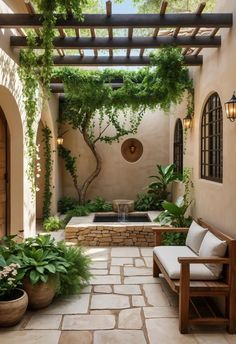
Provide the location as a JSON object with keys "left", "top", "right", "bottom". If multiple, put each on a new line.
{"left": 61, "top": 109, "right": 170, "bottom": 202}
{"left": 170, "top": 0, "right": 236, "bottom": 237}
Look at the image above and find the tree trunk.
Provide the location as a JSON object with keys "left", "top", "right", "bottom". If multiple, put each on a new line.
{"left": 79, "top": 130, "right": 102, "bottom": 205}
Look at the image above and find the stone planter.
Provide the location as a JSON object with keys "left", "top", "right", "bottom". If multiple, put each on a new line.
{"left": 23, "top": 277, "right": 57, "bottom": 309}
{"left": 0, "top": 288, "right": 28, "bottom": 327}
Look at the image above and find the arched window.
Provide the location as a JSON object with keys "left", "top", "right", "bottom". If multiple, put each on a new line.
{"left": 201, "top": 93, "right": 223, "bottom": 183}
{"left": 173, "top": 119, "right": 183, "bottom": 174}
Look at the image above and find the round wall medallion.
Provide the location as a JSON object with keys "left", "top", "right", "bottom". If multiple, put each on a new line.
{"left": 121, "top": 138, "right": 143, "bottom": 163}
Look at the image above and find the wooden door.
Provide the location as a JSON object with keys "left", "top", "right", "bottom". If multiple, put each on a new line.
{"left": 0, "top": 108, "right": 8, "bottom": 237}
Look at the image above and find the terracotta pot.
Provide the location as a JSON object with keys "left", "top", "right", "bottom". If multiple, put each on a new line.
{"left": 23, "top": 276, "right": 57, "bottom": 309}
{"left": 0, "top": 288, "right": 28, "bottom": 327}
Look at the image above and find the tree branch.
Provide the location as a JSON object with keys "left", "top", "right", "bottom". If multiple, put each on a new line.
{"left": 93, "top": 123, "right": 110, "bottom": 144}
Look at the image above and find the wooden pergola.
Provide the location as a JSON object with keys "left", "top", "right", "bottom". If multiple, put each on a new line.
{"left": 0, "top": 0, "right": 233, "bottom": 94}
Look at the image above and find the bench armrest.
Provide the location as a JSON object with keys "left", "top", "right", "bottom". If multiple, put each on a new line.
{"left": 153, "top": 227, "right": 188, "bottom": 246}
{"left": 178, "top": 256, "right": 230, "bottom": 265}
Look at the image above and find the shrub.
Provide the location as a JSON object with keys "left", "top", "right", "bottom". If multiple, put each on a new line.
{"left": 134, "top": 193, "right": 157, "bottom": 211}
{"left": 86, "top": 197, "right": 112, "bottom": 212}
{"left": 43, "top": 216, "right": 65, "bottom": 232}
{"left": 58, "top": 196, "right": 79, "bottom": 214}
{"left": 64, "top": 205, "right": 90, "bottom": 225}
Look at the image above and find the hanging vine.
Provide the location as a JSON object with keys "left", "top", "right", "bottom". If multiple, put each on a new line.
{"left": 42, "top": 125, "right": 53, "bottom": 220}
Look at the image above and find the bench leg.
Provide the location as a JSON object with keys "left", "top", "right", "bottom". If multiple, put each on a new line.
{"left": 179, "top": 263, "right": 190, "bottom": 334}
{"left": 153, "top": 257, "right": 160, "bottom": 277}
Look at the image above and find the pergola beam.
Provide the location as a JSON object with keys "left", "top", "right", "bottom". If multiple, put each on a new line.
{"left": 11, "top": 36, "right": 221, "bottom": 49}
{"left": 0, "top": 13, "right": 232, "bottom": 29}
{"left": 51, "top": 55, "right": 203, "bottom": 66}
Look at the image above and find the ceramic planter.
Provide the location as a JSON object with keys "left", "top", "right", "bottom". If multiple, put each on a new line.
{"left": 0, "top": 288, "right": 28, "bottom": 327}
{"left": 23, "top": 277, "right": 57, "bottom": 309}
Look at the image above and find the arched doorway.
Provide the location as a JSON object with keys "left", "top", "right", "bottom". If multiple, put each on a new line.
{"left": 0, "top": 107, "right": 10, "bottom": 237}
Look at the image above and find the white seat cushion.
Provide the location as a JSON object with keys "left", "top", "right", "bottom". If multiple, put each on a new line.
{"left": 199, "top": 231, "right": 227, "bottom": 278}
{"left": 153, "top": 246, "right": 219, "bottom": 280}
{"left": 185, "top": 220, "right": 208, "bottom": 254}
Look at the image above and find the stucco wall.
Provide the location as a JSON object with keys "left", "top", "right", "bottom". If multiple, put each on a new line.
{"left": 61, "top": 109, "right": 170, "bottom": 202}
{"left": 170, "top": 0, "right": 236, "bottom": 237}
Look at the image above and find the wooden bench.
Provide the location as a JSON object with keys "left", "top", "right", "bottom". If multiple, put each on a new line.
{"left": 153, "top": 218, "right": 236, "bottom": 334}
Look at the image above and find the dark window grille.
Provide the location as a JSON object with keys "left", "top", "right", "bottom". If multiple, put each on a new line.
{"left": 201, "top": 93, "right": 223, "bottom": 183}
{"left": 173, "top": 119, "right": 183, "bottom": 174}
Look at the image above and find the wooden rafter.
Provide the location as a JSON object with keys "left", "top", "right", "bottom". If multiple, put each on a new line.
{"left": 106, "top": 1, "right": 113, "bottom": 58}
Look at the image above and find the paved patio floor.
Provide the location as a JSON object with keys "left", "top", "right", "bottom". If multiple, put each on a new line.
{"left": 1, "top": 247, "right": 236, "bottom": 344}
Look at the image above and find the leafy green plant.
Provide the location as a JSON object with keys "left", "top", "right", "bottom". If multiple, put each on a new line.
{"left": 64, "top": 205, "right": 90, "bottom": 225}
{"left": 58, "top": 196, "right": 79, "bottom": 214}
{"left": 134, "top": 193, "right": 157, "bottom": 211}
{"left": 148, "top": 163, "right": 181, "bottom": 206}
{"left": 42, "top": 125, "right": 53, "bottom": 219}
{"left": 86, "top": 197, "right": 112, "bottom": 212}
{"left": 18, "top": 235, "right": 69, "bottom": 285}
{"left": 57, "top": 242, "right": 91, "bottom": 296}
{"left": 43, "top": 216, "right": 65, "bottom": 232}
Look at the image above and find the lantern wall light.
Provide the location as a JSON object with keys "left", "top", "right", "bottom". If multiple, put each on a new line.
{"left": 225, "top": 92, "right": 236, "bottom": 122}
{"left": 183, "top": 113, "right": 193, "bottom": 129}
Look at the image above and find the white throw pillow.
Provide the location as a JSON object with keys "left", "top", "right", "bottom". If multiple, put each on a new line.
{"left": 199, "top": 231, "right": 227, "bottom": 278}
{"left": 185, "top": 220, "right": 208, "bottom": 254}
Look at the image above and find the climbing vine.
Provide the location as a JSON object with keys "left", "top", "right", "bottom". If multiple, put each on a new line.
{"left": 42, "top": 125, "right": 53, "bottom": 219}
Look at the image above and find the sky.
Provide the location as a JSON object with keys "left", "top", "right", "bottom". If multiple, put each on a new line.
{"left": 111, "top": 0, "right": 137, "bottom": 14}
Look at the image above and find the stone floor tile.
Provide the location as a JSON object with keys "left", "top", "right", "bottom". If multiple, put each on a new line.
{"left": 143, "top": 306, "right": 178, "bottom": 318}
{"left": 111, "top": 247, "right": 140, "bottom": 258}
{"left": 91, "top": 294, "right": 130, "bottom": 309}
{"left": 90, "top": 310, "right": 114, "bottom": 315}
{"left": 143, "top": 284, "right": 170, "bottom": 306}
{"left": 94, "top": 285, "right": 112, "bottom": 293}
{"left": 62, "top": 314, "right": 115, "bottom": 330}
{"left": 90, "top": 275, "right": 121, "bottom": 285}
{"left": 0, "top": 331, "right": 61, "bottom": 344}
{"left": 146, "top": 318, "right": 198, "bottom": 344}
{"left": 124, "top": 267, "right": 152, "bottom": 276}
{"left": 132, "top": 295, "right": 146, "bottom": 307}
{"left": 81, "top": 286, "right": 92, "bottom": 293}
{"left": 124, "top": 276, "right": 160, "bottom": 284}
{"left": 110, "top": 266, "right": 120, "bottom": 275}
{"left": 59, "top": 331, "right": 92, "bottom": 344}
{"left": 118, "top": 308, "right": 142, "bottom": 329}
{"left": 25, "top": 314, "right": 62, "bottom": 330}
{"left": 135, "top": 258, "right": 145, "bottom": 267}
{"left": 111, "top": 257, "right": 133, "bottom": 266}
{"left": 94, "top": 330, "right": 147, "bottom": 344}
{"left": 140, "top": 248, "right": 153, "bottom": 257}
{"left": 86, "top": 247, "right": 110, "bottom": 261}
{"left": 193, "top": 333, "right": 229, "bottom": 344}
{"left": 224, "top": 334, "right": 236, "bottom": 344}
{"left": 38, "top": 294, "right": 90, "bottom": 314}
{"left": 90, "top": 269, "right": 108, "bottom": 275}
{"left": 144, "top": 256, "right": 153, "bottom": 268}
{"left": 91, "top": 261, "right": 108, "bottom": 269}
{"left": 114, "top": 284, "right": 141, "bottom": 295}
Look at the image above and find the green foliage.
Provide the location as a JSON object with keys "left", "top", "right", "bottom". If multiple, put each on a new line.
{"left": 86, "top": 197, "right": 112, "bottom": 212}
{"left": 43, "top": 216, "right": 65, "bottom": 232}
{"left": 148, "top": 163, "right": 181, "bottom": 208}
{"left": 182, "top": 167, "right": 194, "bottom": 205}
{"left": 0, "top": 261, "right": 22, "bottom": 299}
{"left": 134, "top": 193, "right": 157, "bottom": 211}
{"left": 42, "top": 125, "right": 53, "bottom": 219}
{"left": 57, "top": 242, "right": 91, "bottom": 296}
{"left": 58, "top": 145, "right": 79, "bottom": 187}
{"left": 58, "top": 196, "right": 79, "bottom": 214}
{"left": 64, "top": 205, "right": 90, "bottom": 224}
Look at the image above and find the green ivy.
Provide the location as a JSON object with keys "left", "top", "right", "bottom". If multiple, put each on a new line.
{"left": 42, "top": 125, "right": 53, "bottom": 220}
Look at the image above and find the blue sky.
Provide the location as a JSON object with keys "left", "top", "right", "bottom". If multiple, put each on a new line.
{"left": 112, "top": 0, "right": 137, "bottom": 14}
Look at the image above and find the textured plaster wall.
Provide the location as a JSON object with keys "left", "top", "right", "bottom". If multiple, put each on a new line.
{"left": 61, "top": 109, "right": 170, "bottom": 202}
{"left": 170, "top": 0, "right": 236, "bottom": 237}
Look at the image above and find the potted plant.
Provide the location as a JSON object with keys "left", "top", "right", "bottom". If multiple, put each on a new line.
{"left": 43, "top": 216, "right": 65, "bottom": 242}
{"left": 18, "top": 235, "right": 69, "bottom": 309}
{"left": 0, "top": 258, "right": 28, "bottom": 327}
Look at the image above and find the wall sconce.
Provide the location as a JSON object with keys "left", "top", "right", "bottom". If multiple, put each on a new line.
{"left": 129, "top": 143, "right": 136, "bottom": 154}
{"left": 57, "top": 136, "right": 64, "bottom": 145}
{"left": 183, "top": 113, "right": 192, "bottom": 129}
{"left": 225, "top": 92, "right": 236, "bottom": 122}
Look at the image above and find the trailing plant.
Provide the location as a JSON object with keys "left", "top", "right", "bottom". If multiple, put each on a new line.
{"left": 57, "top": 242, "right": 91, "bottom": 296}
{"left": 182, "top": 167, "right": 194, "bottom": 205}
{"left": 86, "top": 197, "right": 112, "bottom": 212}
{"left": 134, "top": 193, "right": 157, "bottom": 211}
{"left": 58, "top": 145, "right": 79, "bottom": 195}
{"left": 56, "top": 47, "right": 192, "bottom": 204}
{"left": 58, "top": 196, "right": 79, "bottom": 214}
{"left": 42, "top": 125, "right": 53, "bottom": 219}
{"left": 43, "top": 216, "right": 65, "bottom": 232}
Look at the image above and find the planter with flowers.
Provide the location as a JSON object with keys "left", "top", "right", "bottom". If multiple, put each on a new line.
{"left": 0, "top": 259, "right": 28, "bottom": 327}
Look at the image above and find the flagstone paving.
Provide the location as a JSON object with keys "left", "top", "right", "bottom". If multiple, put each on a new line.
{"left": 1, "top": 246, "right": 236, "bottom": 344}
